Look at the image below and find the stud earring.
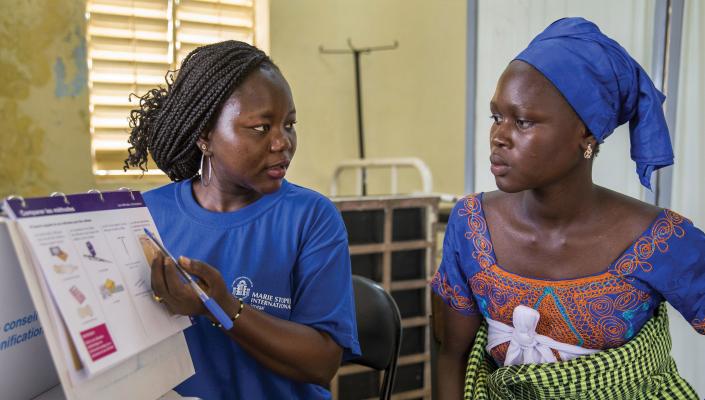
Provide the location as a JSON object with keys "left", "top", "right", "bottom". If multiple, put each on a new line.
{"left": 584, "top": 144, "right": 593, "bottom": 159}
{"left": 200, "top": 144, "right": 207, "bottom": 151}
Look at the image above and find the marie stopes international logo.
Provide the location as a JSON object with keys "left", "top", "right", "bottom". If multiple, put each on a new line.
{"left": 230, "top": 276, "right": 291, "bottom": 312}
{"left": 231, "top": 276, "right": 253, "bottom": 300}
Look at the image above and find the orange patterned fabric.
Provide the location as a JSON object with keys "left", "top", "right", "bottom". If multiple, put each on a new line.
{"left": 472, "top": 264, "right": 651, "bottom": 350}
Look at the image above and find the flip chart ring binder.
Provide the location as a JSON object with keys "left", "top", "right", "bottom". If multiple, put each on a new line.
{"left": 87, "top": 189, "right": 105, "bottom": 202}
{"left": 118, "top": 187, "right": 136, "bottom": 201}
{"left": 6, "top": 194, "right": 27, "bottom": 208}
{"left": 49, "top": 192, "right": 69, "bottom": 205}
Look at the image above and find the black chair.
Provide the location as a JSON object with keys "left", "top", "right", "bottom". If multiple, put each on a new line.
{"left": 348, "top": 275, "right": 403, "bottom": 400}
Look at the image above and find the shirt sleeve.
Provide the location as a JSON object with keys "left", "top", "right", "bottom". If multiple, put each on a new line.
{"left": 634, "top": 210, "right": 705, "bottom": 335}
{"left": 430, "top": 198, "right": 480, "bottom": 316}
{"left": 289, "top": 198, "right": 361, "bottom": 360}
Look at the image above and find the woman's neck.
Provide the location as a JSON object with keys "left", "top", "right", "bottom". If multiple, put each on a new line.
{"left": 191, "top": 177, "right": 263, "bottom": 212}
{"left": 518, "top": 174, "right": 601, "bottom": 230}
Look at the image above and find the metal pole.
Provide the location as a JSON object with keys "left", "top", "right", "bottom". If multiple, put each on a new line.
{"left": 646, "top": 0, "right": 684, "bottom": 207}
{"left": 353, "top": 50, "right": 368, "bottom": 195}
{"left": 319, "top": 40, "right": 397, "bottom": 197}
{"left": 464, "top": 0, "right": 478, "bottom": 195}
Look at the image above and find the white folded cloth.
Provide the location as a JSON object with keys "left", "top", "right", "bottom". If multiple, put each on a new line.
{"left": 486, "top": 305, "right": 600, "bottom": 366}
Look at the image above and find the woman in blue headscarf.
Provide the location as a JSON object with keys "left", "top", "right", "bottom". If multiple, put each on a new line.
{"left": 431, "top": 17, "right": 704, "bottom": 399}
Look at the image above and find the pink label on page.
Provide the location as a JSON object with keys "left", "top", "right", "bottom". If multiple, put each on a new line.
{"left": 80, "top": 324, "right": 117, "bottom": 361}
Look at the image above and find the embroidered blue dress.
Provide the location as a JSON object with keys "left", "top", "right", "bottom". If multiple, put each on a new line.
{"left": 431, "top": 193, "right": 705, "bottom": 365}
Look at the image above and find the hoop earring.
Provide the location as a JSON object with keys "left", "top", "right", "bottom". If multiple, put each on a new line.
{"left": 200, "top": 153, "right": 212, "bottom": 187}
{"left": 583, "top": 144, "right": 593, "bottom": 159}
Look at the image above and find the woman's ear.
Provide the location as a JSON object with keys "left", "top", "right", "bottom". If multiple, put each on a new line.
{"left": 577, "top": 121, "right": 596, "bottom": 152}
{"left": 580, "top": 135, "right": 597, "bottom": 152}
{"left": 196, "top": 136, "right": 213, "bottom": 156}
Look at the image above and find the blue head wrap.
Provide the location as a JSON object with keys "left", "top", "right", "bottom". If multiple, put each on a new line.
{"left": 514, "top": 17, "right": 673, "bottom": 190}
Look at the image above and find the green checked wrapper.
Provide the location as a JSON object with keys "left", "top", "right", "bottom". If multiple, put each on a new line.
{"left": 463, "top": 303, "right": 698, "bottom": 400}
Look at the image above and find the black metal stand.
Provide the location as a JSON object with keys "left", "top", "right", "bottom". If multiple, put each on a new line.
{"left": 319, "top": 39, "right": 399, "bottom": 196}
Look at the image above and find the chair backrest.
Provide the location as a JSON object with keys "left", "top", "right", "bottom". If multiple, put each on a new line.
{"left": 349, "top": 275, "right": 402, "bottom": 399}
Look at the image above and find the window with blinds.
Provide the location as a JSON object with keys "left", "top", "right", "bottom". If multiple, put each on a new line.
{"left": 86, "top": 0, "right": 268, "bottom": 178}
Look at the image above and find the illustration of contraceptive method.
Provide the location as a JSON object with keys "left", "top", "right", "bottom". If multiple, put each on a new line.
{"left": 47, "top": 233, "right": 137, "bottom": 322}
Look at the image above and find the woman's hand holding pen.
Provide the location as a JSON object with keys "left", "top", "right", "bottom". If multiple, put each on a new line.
{"left": 141, "top": 238, "right": 239, "bottom": 319}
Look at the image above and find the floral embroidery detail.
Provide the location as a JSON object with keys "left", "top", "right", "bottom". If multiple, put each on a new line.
{"left": 459, "top": 195, "right": 496, "bottom": 269}
{"left": 692, "top": 318, "right": 705, "bottom": 334}
{"left": 611, "top": 210, "right": 687, "bottom": 279}
{"left": 430, "top": 271, "right": 478, "bottom": 314}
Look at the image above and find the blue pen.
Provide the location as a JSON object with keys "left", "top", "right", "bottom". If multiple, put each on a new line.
{"left": 143, "top": 228, "right": 233, "bottom": 330}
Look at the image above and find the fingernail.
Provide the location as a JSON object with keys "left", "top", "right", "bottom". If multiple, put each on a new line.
{"left": 179, "top": 256, "right": 190, "bottom": 266}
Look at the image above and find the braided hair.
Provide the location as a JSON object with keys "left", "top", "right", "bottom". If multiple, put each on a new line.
{"left": 124, "top": 40, "right": 277, "bottom": 181}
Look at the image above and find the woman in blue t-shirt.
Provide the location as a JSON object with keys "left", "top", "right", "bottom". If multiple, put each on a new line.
{"left": 124, "top": 40, "right": 360, "bottom": 399}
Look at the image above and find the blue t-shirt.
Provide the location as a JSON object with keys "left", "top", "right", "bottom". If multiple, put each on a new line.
{"left": 144, "top": 179, "right": 361, "bottom": 400}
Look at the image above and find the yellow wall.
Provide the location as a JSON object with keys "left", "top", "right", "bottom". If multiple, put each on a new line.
{"left": 269, "top": 0, "right": 467, "bottom": 196}
{"left": 1, "top": 1, "right": 467, "bottom": 199}
{"left": 0, "top": 0, "right": 94, "bottom": 199}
